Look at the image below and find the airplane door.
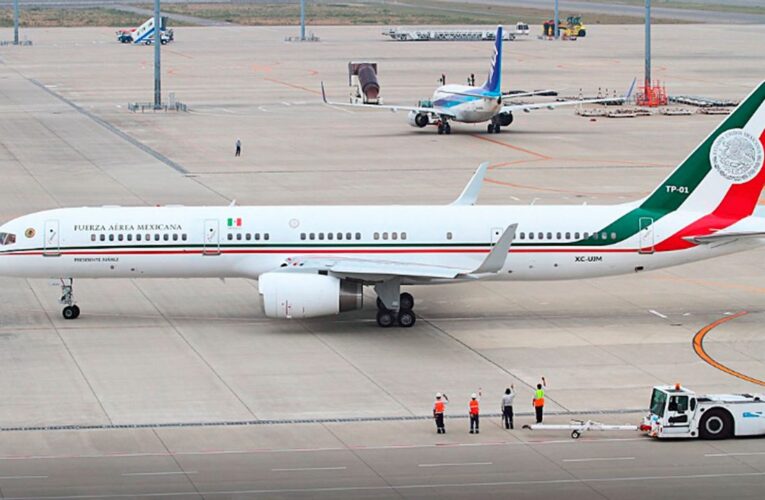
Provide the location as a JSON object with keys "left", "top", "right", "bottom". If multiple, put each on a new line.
{"left": 43, "top": 220, "right": 60, "bottom": 257}
{"left": 639, "top": 217, "right": 655, "bottom": 254}
{"left": 203, "top": 219, "right": 220, "bottom": 256}
{"left": 491, "top": 227, "right": 503, "bottom": 244}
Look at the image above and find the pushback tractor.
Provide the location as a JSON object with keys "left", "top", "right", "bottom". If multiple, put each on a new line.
{"left": 644, "top": 385, "right": 765, "bottom": 439}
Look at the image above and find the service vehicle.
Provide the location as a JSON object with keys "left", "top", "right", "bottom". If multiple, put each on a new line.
{"left": 644, "top": 385, "right": 765, "bottom": 439}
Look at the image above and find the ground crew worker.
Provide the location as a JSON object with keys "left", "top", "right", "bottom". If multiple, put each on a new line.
{"left": 469, "top": 393, "right": 480, "bottom": 434}
{"left": 433, "top": 392, "right": 448, "bottom": 434}
{"left": 532, "top": 377, "right": 547, "bottom": 423}
{"left": 501, "top": 385, "right": 515, "bottom": 429}
{"left": 235, "top": 138, "right": 241, "bottom": 157}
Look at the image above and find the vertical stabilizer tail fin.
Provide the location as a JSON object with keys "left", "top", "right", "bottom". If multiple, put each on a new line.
{"left": 640, "top": 81, "right": 765, "bottom": 219}
{"left": 482, "top": 25, "right": 503, "bottom": 95}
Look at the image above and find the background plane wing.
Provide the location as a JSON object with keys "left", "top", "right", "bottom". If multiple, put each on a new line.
{"left": 321, "top": 82, "right": 457, "bottom": 118}
{"left": 501, "top": 78, "right": 636, "bottom": 114}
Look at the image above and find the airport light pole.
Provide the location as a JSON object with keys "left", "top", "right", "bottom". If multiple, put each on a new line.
{"left": 645, "top": 0, "right": 651, "bottom": 88}
{"left": 300, "top": 0, "right": 306, "bottom": 41}
{"left": 153, "top": 0, "right": 161, "bottom": 109}
{"left": 13, "top": 0, "right": 19, "bottom": 45}
{"left": 554, "top": 0, "right": 559, "bottom": 39}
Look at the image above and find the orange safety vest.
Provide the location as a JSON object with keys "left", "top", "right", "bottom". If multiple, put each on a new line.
{"left": 434, "top": 400, "right": 445, "bottom": 414}
{"left": 469, "top": 399, "right": 479, "bottom": 415}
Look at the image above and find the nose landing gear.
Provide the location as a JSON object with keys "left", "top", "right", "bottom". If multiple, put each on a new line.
{"left": 59, "top": 278, "right": 80, "bottom": 320}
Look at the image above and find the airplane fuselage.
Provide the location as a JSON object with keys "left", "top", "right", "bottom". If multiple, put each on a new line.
{"left": 431, "top": 84, "right": 502, "bottom": 123}
{"left": 0, "top": 205, "right": 760, "bottom": 283}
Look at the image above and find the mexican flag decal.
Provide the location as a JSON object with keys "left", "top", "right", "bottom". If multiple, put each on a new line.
{"left": 227, "top": 217, "right": 242, "bottom": 228}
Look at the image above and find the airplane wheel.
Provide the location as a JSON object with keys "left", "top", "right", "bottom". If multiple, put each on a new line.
{"left": 494, "top": 124, "right": 502, "bottom": 133}
{"left": 437, "top": 124, "right": 444, "bottom": 135}
{"left": 62, "top": 305, "right": 79, "bottom": 320}
{"left": 444, "top": 123, "right": 451, "bottom": 135}
{"left": 398, "top": 309, "right": 416, "bottom": 328}
{"left": 399, "top": 292, "right": 414, "bottom": 311}
{"left": 487, "top": 124, "right": 493, "bottom": 133}
{"left": 376, "top": 310, "right": 395, "bottom": 328}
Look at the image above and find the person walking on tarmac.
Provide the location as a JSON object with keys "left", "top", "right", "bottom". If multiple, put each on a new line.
{"left": 502, "top": 385, "right": 515, "bottom": 429}
{"left": 235, "top": 138, "right": 241, "bottom": 157}
{"left": 533, "top": 377, "right": 547, "bottom": 423}
{"left": 469, "top": 393, "right": 480, "bottom": 434}
{"left": 433, "top": 392, "right": 449, "bottom": 434}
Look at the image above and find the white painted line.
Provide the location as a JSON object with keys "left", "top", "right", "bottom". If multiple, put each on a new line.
{"left": 563, "top": 457, "right": 635, "bottom": 463}
{"left": 271, "top": 466, "right": 347, "bottom": 472}
{"left": 0, "top": 475, "right": 48, "bottom": 480}
{"left": 121, "top": 471, "right": 197, "bottom": 477}
{"left": 418, "top": 462, "right": 493, "bottom": 468}
{"left": 18, "top": 472, "right": 765, "bottom": 498}
{"left": 705, "top": 452, "right": 765, "bottom": 457}
{"left": 282, "top": 101, "right": 292, "bottom": 106}
{"left": 649, "top": 309, "right": 668, "bottom": 319}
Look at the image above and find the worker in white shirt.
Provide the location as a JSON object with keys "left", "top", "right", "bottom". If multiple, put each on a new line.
{"left": 501, "top": 385, "right": 515, "bottom": 429}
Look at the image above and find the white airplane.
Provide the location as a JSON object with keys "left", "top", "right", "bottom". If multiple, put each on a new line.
{"left": 0, "top": 82, "right": 763, "bottom": 328}
{"left": 321, "top": 25, "right": 634, "bottom": 135}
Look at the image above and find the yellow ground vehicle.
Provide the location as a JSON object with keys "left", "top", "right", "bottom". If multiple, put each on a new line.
{"left": 545, "top": 16, "right": 586, "bottom": 38}
{"left": 560, "top": 16, "right": 586, "bottom": 38}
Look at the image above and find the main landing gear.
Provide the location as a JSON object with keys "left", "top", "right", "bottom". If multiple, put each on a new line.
{"left": 59, "top": 278, "right": 80, "bottom": 320}
{"left": 376, "top": 292, "right": 416, "bottom": 328}
{"left": 437, "top": 121, "right": 451, "bottom": 135}
{"left": 487, "top": 118, "right": 502, "bottom": 134}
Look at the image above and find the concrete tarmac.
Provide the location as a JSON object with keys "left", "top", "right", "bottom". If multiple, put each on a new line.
{"left": 0, "top": 24, "right": 764, "bottom": 498}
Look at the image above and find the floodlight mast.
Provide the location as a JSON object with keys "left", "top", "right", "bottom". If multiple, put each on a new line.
{"left": 154, "top": 0, "right": 161, "bottom": 109}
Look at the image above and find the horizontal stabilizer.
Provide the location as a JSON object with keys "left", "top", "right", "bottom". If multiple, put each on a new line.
{"left": 684, "top": 231, "right": 765, "bottom": 245}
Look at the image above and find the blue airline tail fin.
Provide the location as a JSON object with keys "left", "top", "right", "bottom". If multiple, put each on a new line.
{"left": 482, "top": 25, "right": 503, "bottom": 95}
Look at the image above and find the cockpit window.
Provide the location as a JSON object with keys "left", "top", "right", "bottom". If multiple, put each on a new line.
{"left": 0, "top": 233, "right": 16, "bottom": 245}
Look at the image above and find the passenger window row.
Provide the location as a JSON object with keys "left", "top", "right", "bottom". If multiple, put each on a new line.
{"left": 373, "top": 232, "right": 407, "bottom": 241}
{"left": 301, "top": 232, "right": 362, "bottom": 241}
{"left": 518, "top": 231, "right": 618, "bottom": 241}
{"left": 227, "top": 233, "right": 270, "bottom": 241}
{"left": 92, "top": 233, "right": 188, "bottom": 242}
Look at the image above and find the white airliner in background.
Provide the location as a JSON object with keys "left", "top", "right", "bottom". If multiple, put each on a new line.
{"left": 0, "top": 82, "right": 763, "bottom": 327}
{"left": 321, "top": 25, "right": 633, "bottom": 134}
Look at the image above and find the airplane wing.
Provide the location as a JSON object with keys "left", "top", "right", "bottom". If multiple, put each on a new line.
{"left": 500, "top": 78, "right": 636, "bottom": 114}
{"left": 502, "top": 89, "right": 557, "bottom": 98}
{"left": 320, "top": 82, "right": 457, "bottom": 118}
{"left": 276, "top": 224, "right": 518, "bottom": 282}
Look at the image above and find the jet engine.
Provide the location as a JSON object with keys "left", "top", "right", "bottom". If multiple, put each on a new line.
{"left": 407, "top": 111, "right": 430, "bottom": 128}
{"left": 497, "top": 112, "right": 514, "bottom": 127}
{"left": 258, "top": 272, "right": 363, "bottom": 319}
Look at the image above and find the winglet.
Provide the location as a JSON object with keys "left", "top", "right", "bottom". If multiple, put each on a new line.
{"left": 470, "top": 224, "right": 517, "bottom": 274}
{"left": 625, "top": 77, "right": 637, "bottom": 101}
{"left": 320, "top": 81, "right": 328, "bottom": 104}
{"left": 452, "top": 162, "right": 489, "bottom": 206}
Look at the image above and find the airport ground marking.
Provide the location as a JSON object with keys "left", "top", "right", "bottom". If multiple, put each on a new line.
{"left": 562, "top": 457, "right": 635, "bottom": 463}
{"left": 469, "top": 134, "right": 551, "bottom": 160}
{"left": 271, "top": 467, "right": 347, "bottom": 472}
{"left": 9, "top": 471, "right": 765, "bottom": 499}
{"left": 418, "top": 462, "right": 493, "bottom": 468}
{"left": 692, "top": 311, "right": 765, "bottom": 387}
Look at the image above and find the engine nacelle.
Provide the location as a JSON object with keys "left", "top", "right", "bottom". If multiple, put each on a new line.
{"left": 407, "top": 111, "right": 430, "bottom": 128}
{"left": 258, "top": 272, "right": 363, "bottom": 319}
{"left": 498, "top": 112, "right": 514, "bottom": 127}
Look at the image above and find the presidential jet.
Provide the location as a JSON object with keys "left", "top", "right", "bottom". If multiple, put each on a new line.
{"left": 321, "top": 25, "right": 633, "bottom": 134}
{"left": 0, "top": 82, "right": 763, "bottom": 327}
